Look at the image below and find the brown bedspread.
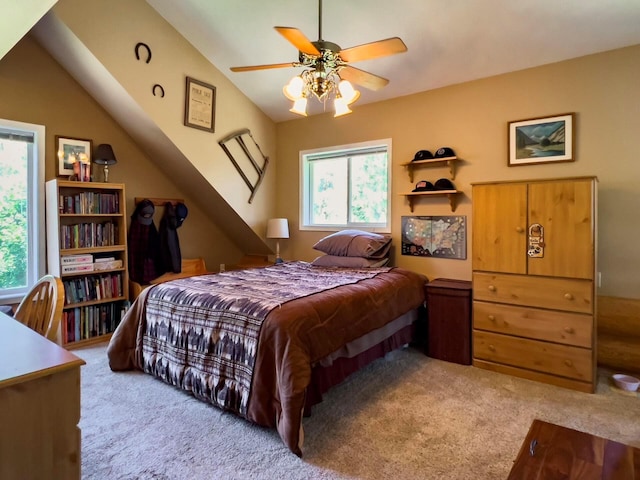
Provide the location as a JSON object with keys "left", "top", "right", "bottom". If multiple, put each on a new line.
{"left": 107, "top": 262, "right": 426, "bottom": 456}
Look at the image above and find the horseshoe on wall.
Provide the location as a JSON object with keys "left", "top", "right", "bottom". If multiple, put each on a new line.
{"left": 152, "top": 84, "right": 165, "bottom": 98}
{"left": 135, "top": 42, "right": 152, "bottom": 63}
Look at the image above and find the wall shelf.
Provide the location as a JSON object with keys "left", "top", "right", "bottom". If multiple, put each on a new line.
{"left": 400, "top": 190, "right": 460, "bottom": 212}
{"left": 400, "top": 156, "right": 458, "bottom": 182}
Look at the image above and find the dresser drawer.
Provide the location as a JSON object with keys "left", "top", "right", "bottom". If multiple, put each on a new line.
{"left": 473, "top": 301, "right": 592, "bottom": 348}
{"left": 473, "top": 273, "right": 593, "bottom": 314}
{"left": 473, "top": 330, "right": 593, "bottom": 382}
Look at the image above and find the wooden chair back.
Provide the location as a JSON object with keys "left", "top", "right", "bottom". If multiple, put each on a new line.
{"left": 14, "top": 275, "right": 64, "bottom": 342}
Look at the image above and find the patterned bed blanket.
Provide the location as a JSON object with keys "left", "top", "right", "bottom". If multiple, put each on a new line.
{"left": 107, "top": 261, "right": 426, "bottom": 456}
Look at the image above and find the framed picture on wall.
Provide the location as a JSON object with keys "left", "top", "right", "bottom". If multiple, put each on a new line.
{"left": 401, "top": 215, "right": 467, "bottom": 259}
{"left": 184, "top": 76, "right": 216, "bottom": 133}
{"left": 508, "top": 113, "right": 574, "bottom": 166}
{"left": 56, "top": 135, "right": 92, "bottom": 177}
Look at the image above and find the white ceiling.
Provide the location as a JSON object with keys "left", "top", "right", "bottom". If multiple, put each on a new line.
{"left": 147, "top": 0, "right": 640, "bottom": 123}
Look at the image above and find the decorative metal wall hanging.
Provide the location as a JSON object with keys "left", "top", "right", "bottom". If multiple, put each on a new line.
{"left": 134, "top": 42, "right": 152, "bottom": 63}
{"left": 218, "top": 128, "right": 269, "bottom": 203}
{"left": 152, "top": 84, "right": 165, "bottom": 97}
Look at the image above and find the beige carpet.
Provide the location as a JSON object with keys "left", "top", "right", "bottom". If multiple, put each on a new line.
{"left": 75, "top": 344, "right": 639, "bottom": 479}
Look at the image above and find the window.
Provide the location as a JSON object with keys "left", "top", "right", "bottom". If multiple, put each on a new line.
{"left": 0, "top": 119, "right": 45, "bottom": 303}
{"left": 300, "top": 139, "right": 391, "bottom": 231}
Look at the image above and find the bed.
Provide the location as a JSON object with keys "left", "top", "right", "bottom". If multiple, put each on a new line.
{"left": 107, "top": 260, "right": 426, "bottom": 456}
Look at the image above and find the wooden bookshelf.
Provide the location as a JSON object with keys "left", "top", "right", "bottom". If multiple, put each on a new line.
{"left": 46, "top": 179, "right": 129, "bottom": 348}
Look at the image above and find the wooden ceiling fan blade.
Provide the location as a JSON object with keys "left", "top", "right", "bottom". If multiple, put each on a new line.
{"left": 230, "top": 62, "right": 296, "bottom": 72}
{"left": 340, "top": 65, "right": 389, "bottom": 91}
{"left": 339, "top": 37, "right": 407, "bottom": 63}
{"left": 274, "top": 27, "right": 321, "bottom": 56}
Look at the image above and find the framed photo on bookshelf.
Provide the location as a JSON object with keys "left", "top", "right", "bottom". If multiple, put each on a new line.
{"left": 56, "top": 135, "right": 92, "bottom": 177}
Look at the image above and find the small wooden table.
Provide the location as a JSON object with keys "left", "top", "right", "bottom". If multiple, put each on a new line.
{"left": 0, "top": 312, "right": 85, "bottom": 479}
{"left": 508, "top": 419, "right": 640, "bottom": 479}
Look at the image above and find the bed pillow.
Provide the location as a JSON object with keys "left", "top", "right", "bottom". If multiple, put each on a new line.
{"left": 311, "top": 255, "right": 390, "bottom": 268}
{"left": 312, "top": 230, "right": 392, "bottom": 259}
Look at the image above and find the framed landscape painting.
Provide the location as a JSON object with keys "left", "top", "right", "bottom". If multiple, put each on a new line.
{"left": 508, "top": 113, "right": 574, "bottom": 166}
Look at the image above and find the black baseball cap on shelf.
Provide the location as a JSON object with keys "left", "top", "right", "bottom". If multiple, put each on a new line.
{"left": 412, "top": 180, "right": 436, "bottom": 192}
{"left": 412, "top": 150, "right": 433, "bottom": 162}
{"left": 434, "top": 147, "right": 455, "bottom": 158}
{"left": 434, "top": 178, "right": 456, "bottom": 191}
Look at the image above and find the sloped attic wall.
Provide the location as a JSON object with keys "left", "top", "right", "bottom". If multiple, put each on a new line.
{"left": 0, "top": 0, "right": 57, "bottom": 60}
{"left": 31, "top": 0, "right": 278, "bottom": 255}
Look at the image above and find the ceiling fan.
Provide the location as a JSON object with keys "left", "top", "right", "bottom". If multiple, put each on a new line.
{"left": 230, "top": 0, "right": 408, "bottom": 116}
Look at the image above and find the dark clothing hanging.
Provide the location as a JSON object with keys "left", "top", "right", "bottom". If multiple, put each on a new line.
{"left": 128, "top": 199, "right": 164, "bottom": 284}
{"left": 159, "top": 202, "right": 188, "bottom": 274}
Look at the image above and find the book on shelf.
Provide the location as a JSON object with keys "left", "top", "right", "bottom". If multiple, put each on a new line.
{"left": 94, "top": 256, "right": 116, "bottom": 263}
{"left": 93, "top": 259, "right": 123, "bottom": 271}
{"left": 61, "top": 254, "right": 93, "bottom": 265}
{"left": 62, "top": 263, "right": 94, "bottom": 274}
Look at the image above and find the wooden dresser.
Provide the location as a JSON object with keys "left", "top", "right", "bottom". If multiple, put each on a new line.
{"left": 471, "top": 177, "right": 597, "bottom": 393}
{"left": 0, "top": 312, "right": 85, "bottom": 479}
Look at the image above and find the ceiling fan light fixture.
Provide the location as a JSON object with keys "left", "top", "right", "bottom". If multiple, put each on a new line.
{"left": 283, "top": 75, "right": 305, "bottom": 100}
{"left": 333, "top": 94, "right": 352, "bottom": 117}
{"left": 290, "top": 96, "right": 308, "bottom": 116}
{"left": 338, "top": 79, "right": 360, "bottom": 105}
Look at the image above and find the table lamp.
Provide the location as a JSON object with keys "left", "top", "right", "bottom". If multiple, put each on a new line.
{"left": 94, "top": 144, "right": 117, "bottom": 182}
{"left": 266, "top": 218, "right": 289, "bottom": 264}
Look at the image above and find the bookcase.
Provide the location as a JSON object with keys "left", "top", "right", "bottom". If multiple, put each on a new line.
{"left": 46, "top": 179, "right": 129, "bottom": 348}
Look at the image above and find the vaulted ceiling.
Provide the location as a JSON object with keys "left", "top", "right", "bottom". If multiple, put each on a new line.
{"left": 147, "top": 0, "right": 640, "bottom": 122}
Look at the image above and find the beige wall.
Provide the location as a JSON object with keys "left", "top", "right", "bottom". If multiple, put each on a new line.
{"left": 47, "top": 0, "right": 278, "bottom": 234}
{"left": 0, "top": 35, "right": 243, "bottom": 271}
{"left": 276, "top": 45, "right": 640, "bottom": 298}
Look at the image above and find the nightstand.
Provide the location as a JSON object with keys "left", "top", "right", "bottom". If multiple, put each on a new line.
{"left": 425, "top": 278, "right": 472, "bottom": 365}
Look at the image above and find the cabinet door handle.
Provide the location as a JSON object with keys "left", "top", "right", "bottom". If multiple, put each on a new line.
{"left": 564, "top": 326, "right": 575, "bottom": 334}
{"left": 564, "top": 293, "right": 574, "bottom": 300}
{"left": 564, "top": 359, "right": 573, "bottom": 367}
{"left": 488, "top": 315, "right": 496, "bottom": 321}
{"left": 488, "top": 344, "right": 496, "bottom": 352}
{"left": 488, "top": 285, "right": 497, "bottom": 292}
{"left": 516, "top": 226, "right": 525, "bottom": 233}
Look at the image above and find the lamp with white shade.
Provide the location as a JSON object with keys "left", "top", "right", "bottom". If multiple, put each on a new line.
{"left": 266, "top": 218, "right": 289, "bottom": 264}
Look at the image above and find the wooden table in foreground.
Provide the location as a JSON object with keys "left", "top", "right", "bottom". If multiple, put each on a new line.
{"left": 508, "top": 419, "right": 640, "bottom": 479}
{"left": 0, "top": 311, "right": 85, "bottom": 480}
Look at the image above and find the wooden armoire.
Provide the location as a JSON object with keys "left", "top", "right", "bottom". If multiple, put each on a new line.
{"left": 471, "top": 177, "right": 597, "bottom": 393}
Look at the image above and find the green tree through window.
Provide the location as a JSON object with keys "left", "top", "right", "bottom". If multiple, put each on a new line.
{"left": 302, "top": 139, "right": 391, "bottom": 230}
{"left": 0, "top": 139, "right": 28, "bottom": 288}
{"left": 0, "top": 119, "right": 45, "bottom": 303}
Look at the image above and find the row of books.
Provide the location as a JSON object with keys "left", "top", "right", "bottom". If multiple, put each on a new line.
{"left": 59, "top": 221, "right": 119, "bottom": 249}
{"left": 60, "top": 254, "right": 123, "bottom": 274}
{"left": 63, "top": 272, "right": 124, "bottom": 306}
{"left": 63, "top": 302, "right": 128, "bottom": 343}
{"left": 59, "top": 191, "right": 120, "bottom": 215}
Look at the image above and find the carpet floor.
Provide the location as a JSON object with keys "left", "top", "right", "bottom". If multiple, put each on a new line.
{"left": 75, "top": 344, "right": 639, "bottom": 479}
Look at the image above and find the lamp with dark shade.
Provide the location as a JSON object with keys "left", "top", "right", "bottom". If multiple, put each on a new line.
{"left": 94, "top": 144, "right": 117, "bottom": 182}
{"left": 266, "top": 218, "right": 289, "bottom": 264}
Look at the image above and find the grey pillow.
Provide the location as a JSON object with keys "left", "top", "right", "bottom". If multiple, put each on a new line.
{"left": 311, "top": 255, "right": 390, "bottom": 268}
{"left": 312, "top": 230, "right": 392, "bottom": 259}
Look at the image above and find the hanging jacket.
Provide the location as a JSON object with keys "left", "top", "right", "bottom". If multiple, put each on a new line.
{"left": 159, "top": 202, "right": 188, "bottom": 274}
{"left": 128, "top": 199, "right": 164, "bottom": 284}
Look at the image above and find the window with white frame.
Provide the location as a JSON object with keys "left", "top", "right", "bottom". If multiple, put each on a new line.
{"left": 300, "top": 139, "right": 392, "bottom": 231}
{"left": 0, "top": 119, "right": 45, "bottom": 303}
